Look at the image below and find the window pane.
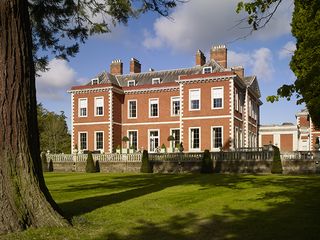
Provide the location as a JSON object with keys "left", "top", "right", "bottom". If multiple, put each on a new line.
{"left": 129, "top": 101, "right": 137, "bottom": 118}
{"left": 191, "top": 128, "right": 200, "bottom": 149}
{"left": 212, "top": 127, "right": 222, "bottom": 148}
{"left": 96, "top": 132, "right": 103, "bottom": 149}
{"left": 80, "top": 133, "right": 87, "bottom": 150}
{"left": 128, "top": 131, "right": 138, "bottom": 150}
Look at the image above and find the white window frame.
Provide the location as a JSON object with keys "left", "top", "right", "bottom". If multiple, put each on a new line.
{"left": 189, "top": 127, "right": 201, "bottom": 152}
{"left": 78, "top": 131, "right": 88, "bottom": 150}
{"left": 149, "top": 98, "right": 159, "bottom": 118}
{"left": 78, "top": 98, "right": 88, "bottom": 117}
{"left": 127, "top": 80, "right": 136, "bottom": 87}
{"left": 128, "top": 99, "right": 137, "bottom": 119}
{"left": 189, "top": 89, "right": 201, "bottom": 111}
{"left": 239, "top": 128, "right": 243, "bottom": 148}
{"left": 171, "top": 96, "right": 180, "bottom": 116}
{"left": 91, "top": 78, "right": 99, "bottom": 85}
{"left": 94, "top": 96, "right": 104, "bottom": 116}
{"left": 202, "top": 66, "right": 212, "bottom": 74}
{"left": 127, "top": 130, "right": 138, "bottom": 150}
{"left": 152, "top": 78, "right": 161, "bottom": 84}
{"left": 211, "top": 126, "right": 223, "bottom": 151}
{"left": 234, "top": 127, "right": 238, "bottom": 148}
{"left": 211, "top": 87, "right": 224, "bottom": 109}
{"left": 94, "top": 131, "right": 104, "bottom": 151}
{"left": 148, "top": 129, "right": 160, "bottom": 153}
{"left": 170, "top": 128, "right": 181, "bottom": 149}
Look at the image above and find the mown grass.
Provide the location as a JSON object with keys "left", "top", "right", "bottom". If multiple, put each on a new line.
{"left": 2, "top": 173, "right": 320, "bottom": 240}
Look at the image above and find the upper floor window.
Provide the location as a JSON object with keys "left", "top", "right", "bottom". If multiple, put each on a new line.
{"left": 202, "top": 66, "right": 212, "bottom": 74}
{"left": 212, "top": 87, "right": 223, "bottom": 109}
{"left": 149, "top": 99, "right": 159, "bottom": 117}
{"left": 171, "top": 97, "right": 180, "bottom": 116}
{"left": 128, "top": 100, "right": 137, "bottom": 118}
{"left": 189, "top": 89, "right": 200, "bottom": 110}
{"left": 127, "top": 80, "right": 136, "bottom": 87}
{"left": 95, "top": 97, "right": 104, "bottom": 116}
{"left": 79, "top": 98, "right": 87, "bottom": 117}
{"left": 234, "top": 88, "right": 239, "bottom": 111}
{"left": 152, "top": 78, "right": 161, "bottom": 84}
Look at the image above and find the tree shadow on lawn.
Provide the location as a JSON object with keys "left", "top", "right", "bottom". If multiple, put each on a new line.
{"left": 58, "top": 174, "right": 320, "bottom": 224}
{"left": 58, "top": 174, "right": 257, "bottom": 218}
{"left": 96, "top": 177, "right": 320, "bottom": 240}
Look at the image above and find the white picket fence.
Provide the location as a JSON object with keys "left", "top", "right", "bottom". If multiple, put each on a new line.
{"left": 46, "top": 153, "right": 142, "bottom": 163}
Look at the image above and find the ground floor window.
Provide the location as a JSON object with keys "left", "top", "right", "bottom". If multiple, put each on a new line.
{"left": 95, "top": 132, "right": 103, "bottom": 150}
{"left": 170, "top": 129, "right": 180, "bottom": 148}
{"left": 128, "top": 130, "right": 138, "bottom": 150}
{"left": 212, "top": 127, "right": 222, "bottom": 149}
{"left": 149, "top": 130, "right": 159, "bottom": 152}
{"left": 79, "top": 132, "right": 87, "bottom": 150}
{"left": 190, "top": 128, "right": 200, "bottom": 150}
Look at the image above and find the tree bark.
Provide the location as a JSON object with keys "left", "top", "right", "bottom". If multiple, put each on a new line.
{"left": 0, "top": 0, "right": 69, "bottom": 233}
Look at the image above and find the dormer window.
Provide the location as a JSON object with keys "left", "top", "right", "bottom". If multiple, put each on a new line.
{"left": 202, "top": 66, "right": 212, "bottom": 74}
{"left": 91, "top": 78, "right": 100, "bottom": 85}
{"left": 152, "top": 78, "right": 161, "bottom": 84}
{"left": 127, "top": 80, "right": 136, "bottom": 87}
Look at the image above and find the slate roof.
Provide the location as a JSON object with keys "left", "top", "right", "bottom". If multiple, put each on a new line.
{"left": 82, "top": 60, "right": 260, "bottom": 97}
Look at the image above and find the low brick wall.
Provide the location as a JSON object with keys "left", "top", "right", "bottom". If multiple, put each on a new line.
{"left": 282, "top": 159, "right": 320, "bottom": 174}
{"left": 152, "top": 160, "right": 201, "bottom": 173}
{"left": 213, "top": 159, "right": 273, "bottom": 174}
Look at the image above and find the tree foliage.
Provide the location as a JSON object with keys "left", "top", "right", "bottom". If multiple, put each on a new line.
{"left": 28, "top": 0, "right": 185, "bottom": 70}
{"left": 237, "top": 0, "right": 320, "bottom": 128}
{"left": 37, "top": 103, "right": 71, "bottom": 154}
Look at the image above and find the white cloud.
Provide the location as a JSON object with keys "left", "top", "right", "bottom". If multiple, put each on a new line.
{"left": 143, "top": 0, "right": 293, "bottom": 52}
{"left": 229, "top": 48, "right": 275, "bottom": 82}
{"left": 279, "top": 41, "right": 296, "bottom": 59}
{"left": 36, "top": 59, "right": 79, "bottom": 100}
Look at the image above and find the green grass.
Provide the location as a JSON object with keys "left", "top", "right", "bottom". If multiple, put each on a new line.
{"left": 2, "top": 173, "right": 320, "bottom": 240}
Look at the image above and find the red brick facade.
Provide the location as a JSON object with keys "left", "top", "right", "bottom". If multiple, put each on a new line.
{"left": 69, "top": 45, "right": 261, "bottom": 153}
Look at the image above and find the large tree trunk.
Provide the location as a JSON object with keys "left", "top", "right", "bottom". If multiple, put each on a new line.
{"left": 0, "top": 0, "right": 69, "bottom": 233}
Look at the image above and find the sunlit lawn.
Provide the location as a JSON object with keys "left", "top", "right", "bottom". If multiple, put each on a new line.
{"left": 2, "top": 173, "right": 320, "bottom": 240}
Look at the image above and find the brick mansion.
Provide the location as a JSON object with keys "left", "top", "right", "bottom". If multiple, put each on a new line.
{"left": 69, "top": 45, "right": 262, "bottom": 153}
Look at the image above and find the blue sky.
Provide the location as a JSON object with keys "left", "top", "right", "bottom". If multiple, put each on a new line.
{"left": 36, "top": 0, "right": 299, "bottom": 130}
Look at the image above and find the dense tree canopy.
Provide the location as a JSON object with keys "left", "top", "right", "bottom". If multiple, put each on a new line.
{"left": 37, "top": 104, "right": 71, "bottom": 154}
{"left": 237, "top": 0, "right": 320, "bottom": 128}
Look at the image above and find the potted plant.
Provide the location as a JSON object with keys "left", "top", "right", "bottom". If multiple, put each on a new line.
{"left": 161, "top": 143, "right": 166, "bottom": 153}
{"left": 129, "top": 145, "right": 135, "bottom": 154}
{"left": 175, "top": 143, "right": 180, "bottom": 153}
{"left": 167, "top": 135, "right": 175, "bottom": 153}
{"left": 116, "top": 145, "right": 121, "bottom": 154}
{"left": 122, "top": 136, "right": 129, "bottom": 154}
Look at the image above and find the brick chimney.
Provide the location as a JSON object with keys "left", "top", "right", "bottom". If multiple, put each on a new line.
{"left": 130, "top": 58, "right": 141, "bottom": 74}
{"left": 210, "top": 45, "right": 227, "bottom": 68}
{"left": 110, "top": 59, "right": 123, "bottom": 75}
{"left": 196, "top": 49, "right": 206, "bottom": 66}
{"left": 232, "top": 66, "right": 244, "bottom": 79}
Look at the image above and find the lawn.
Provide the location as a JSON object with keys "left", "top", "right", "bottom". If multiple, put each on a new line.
{"left": 2, "top": 173, "right": 320, "bottom": 240}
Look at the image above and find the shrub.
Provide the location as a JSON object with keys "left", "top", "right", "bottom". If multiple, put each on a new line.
{"left": 85, "top": 151, "right": 96, "bottom": 173}
{"left": 140, "top": 150, "right": 152, "bottom": 173}
{"left": 41, "top": 152, "right": 48, "bottom": 172}
{"left": 95, "top": 160, "right": 100, "bottom": 173}
{"left": 271, "top": 145, "right": 283, "bottom": 174}
{"left": 48, "top": 159, "right": 54, "bottom": 172}
{"left": 201, "top": 149, "right": 213, "bottom": 173}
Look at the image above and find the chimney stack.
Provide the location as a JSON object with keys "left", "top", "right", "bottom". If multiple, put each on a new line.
{"left": 232, "top": 66, "right": 244, "bottom": 79}
{"left": 110, "top": 59, "right": 123, "bottom": 75}
{"left": 210, "top": 45, "right": 227, "bottom": 68}
{"left": 130, "top": 58, "right": 141, "bottom": 74}
{"left": 196, "top": 49, "right": 206, "bottom": 66}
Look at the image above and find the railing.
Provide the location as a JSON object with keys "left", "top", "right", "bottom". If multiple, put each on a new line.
{"left": 281, "top": 151, "right": 320, "bottom": 160}
{"left": 149, "top": 152, "right": 203, "bottom": 161}
{"left": 47, "top": 153, "right": 142, "bottom": 162}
